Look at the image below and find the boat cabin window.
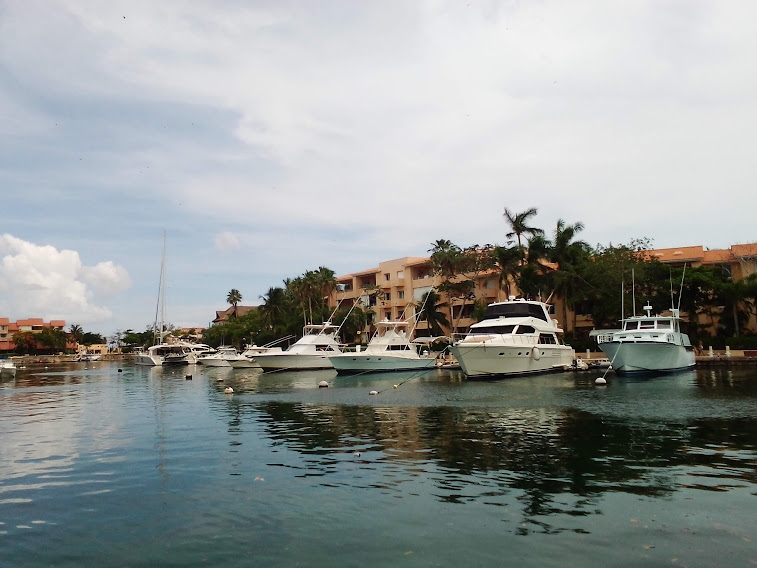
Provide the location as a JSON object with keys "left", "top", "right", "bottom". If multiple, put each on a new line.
{"left": 639, "top": 320, "right": 655, "bottom": 329}
{"left": 624, "top": 321, "right": 639, "bottom": 331}
{"left": 538, "top": 333, "right": 557, "bottom": 344}
{"left": 387, "top": 344, "right": 411, "bottom": 351}
{"left": 469, "top": 325, "right": 516, "bottom": 335}
{"left": 515, "top": 325, "right": 535, "bottom": 334}
{"left": 656, "top": 320, "right": 672, "bottom": 329}
{"left": 315, "top": 345, "right": 336, "bottom": 352}
{"left": 482, "top": 303, "right": 548, "bottom": 322}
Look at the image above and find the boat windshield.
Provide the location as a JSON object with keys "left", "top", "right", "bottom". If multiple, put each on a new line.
{"left": 482, "top": 303, "right": 548, "bottom": 322}
{"left": 515, "top": 325, "right": 535, "bottom": 334}
{"left": 469, "top": 325, "right": 516, "bottom": 335}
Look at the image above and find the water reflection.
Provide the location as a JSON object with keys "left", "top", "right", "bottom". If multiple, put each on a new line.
{"left": 210, "top": 367, "right": 757, "bottom": 534}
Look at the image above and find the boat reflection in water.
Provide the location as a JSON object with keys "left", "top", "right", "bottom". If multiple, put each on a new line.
{"left": 3, "top": 364, "right": 757, "bottom": 567}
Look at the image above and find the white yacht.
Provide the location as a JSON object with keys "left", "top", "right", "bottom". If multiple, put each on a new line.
{"left": 1, "top": 359, "right": 17, "bottom": 377}
{"left": 449, "top": 297, "right": 575, "bottom": 378}
{"left": 594, "top": 302, "right": 695, "bottom": 375}
{"left": 134, "top": 343, "right": 192, "bottom": 366}
{"left": 253, "top": 323, "right": 343, "bottom": 371}
{"left": 328, "top": 319, "right": 438, "bottom": 374}
{"left": 197, "top": 346, "right": 255, "bottom": 368}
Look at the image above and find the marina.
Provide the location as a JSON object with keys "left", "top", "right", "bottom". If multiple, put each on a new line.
{"left": 2, "top": 361, "right": 757, "bottom": 567}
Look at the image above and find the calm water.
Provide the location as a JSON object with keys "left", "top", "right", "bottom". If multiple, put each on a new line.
{"left": 2, "top": 362, "right": 757, "bottom": 567}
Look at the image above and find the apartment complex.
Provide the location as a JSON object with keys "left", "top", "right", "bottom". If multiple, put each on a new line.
{"left": 330, "top": 243, "right": 757, "bottom": 340}
{"left": 0, "top": 318, "right": 67, "bottom": 352}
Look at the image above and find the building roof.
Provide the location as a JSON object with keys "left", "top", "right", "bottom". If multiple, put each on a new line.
{"left": 648, "top": 246, "right": 705, "bottom": 263}
{"left": 732, "top": 243, "right": 757, "bottom": 258}
{"left": 212, "top": 305, "right": 257, "bottom": 323}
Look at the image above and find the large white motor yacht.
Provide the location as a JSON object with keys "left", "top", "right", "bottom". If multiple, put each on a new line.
{"left": 253, "top": 323, "right": 343, "bottom": 371}
{"left": 449, "top": 297, "right": 575, "bottom": 378}
{"left": 329, "top": 319, "right": 438, "bottom": 374}
{"left": 595, "top": 302, "right": 695, "bottom": 375}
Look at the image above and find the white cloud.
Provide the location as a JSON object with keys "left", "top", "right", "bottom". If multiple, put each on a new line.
{"left": 0, "top": 234, "right": 132, "bottom": 325}
{"left": 213, "top": 231, "right": 241, "bottom": 253}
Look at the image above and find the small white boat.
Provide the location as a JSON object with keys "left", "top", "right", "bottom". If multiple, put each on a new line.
{"left": 254, "top": 323, "right": 343, "bottom": 371}
{"left": 1, "top": 359, "right": 17, "bottom": 377}
{"left": 449, "top": 296, "right": 575, "bottom": 378}
{"left": 197, "top": 346, "right": 237, "bottom": 367}
{"left": 328, "top": 319, "right": 438, "bottom": 374}
{"left": 595, "top": 302, "right": 695, "bottom": 375}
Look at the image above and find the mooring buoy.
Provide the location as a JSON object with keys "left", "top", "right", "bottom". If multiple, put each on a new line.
{"left": 369, "top": 390, "right": 378, "bottom": 396}
{"left": 224, "top": 386, "right": 234, "bottom": 394}
{"left": 595, "top": 377, "right": 607, "bottom": 385}
{"left": 318, "top": 381, "right": 329, "bottom": 388}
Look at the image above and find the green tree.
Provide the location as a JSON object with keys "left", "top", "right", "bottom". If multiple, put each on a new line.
{"left": 503, "top": 207, "right": 544, "bottom": 263}
{"left": 68, "top": 324, "right": 84, "bottom": 344}
{"left": 548, "top": 219, "right": 591, "bottom": 330}
{"left": 492, "top": 245, "right": 522, "bottom": 299}
{"left": 226, "top": 289, "right": 243, "bottom": 317}
{"left": 416, "top": 290, "right": 450, "bottom": 337}
{"left": 13, "top": 331, "right": 37, "bottom": 355}
{"left": 37, "top": 327, "right": 69, "bottom": 353}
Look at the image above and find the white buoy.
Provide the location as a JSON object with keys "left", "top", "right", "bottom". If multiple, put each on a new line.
{"left": 216, "top": 377, "right": 224, "bottom": 382}
{"left": 595, "top": 377, "right": 607, "bottom": 385}
{"left": 393, "top": 384, "right": 398, "bottom": 389}
{"left": 318, "top": 380, "right": 329, "bottom": 388}
{"left": 224, "top": 386, "right": 234, "bottom": 394}
{"left": 369, "top": 390, "right": 378, "bottom": 396}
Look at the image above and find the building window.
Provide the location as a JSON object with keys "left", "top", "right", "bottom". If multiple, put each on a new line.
{"left": 385, "top": 311, "right": 392, "bottom": 320}
{"left": 384, "top": 273, "right": 390, "bottom": 281}
{"left": 398, "top": 291, "right": 404, "bottom": 299}
{"left": 397, "top": 270, "right": 404, "bottom": 279}
{"left": 385, "top": 292, "right": 391, "bottom": 301}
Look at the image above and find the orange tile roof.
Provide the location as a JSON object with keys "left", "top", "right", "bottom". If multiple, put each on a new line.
{"left": 732, "top": 243, "right": 757, "bottom": 257}
{"left": 702, "top": 249, "right": 732, "bottom": 263}
{"left": 16, "top": 318, "right": 44, "bottom": 326}
{"left": 648, "top": 246, "right": 704, "bottom": 262}
{"left": 0, "top": 318, "right": 9, "bottom": 325}
{"left": 49, "top": 320, "right": 66, "bottom": 327}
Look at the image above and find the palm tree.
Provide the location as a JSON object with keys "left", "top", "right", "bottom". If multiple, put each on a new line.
{"left": 503, "top": 207, "right": 544, "bottom": 253}
{"left": 417, "top": 290, "right": 450, "bottom": 337}
{"left": 492, "top": 245, "right": 522, "bottom": 299}
{"left": 259, "top": 286, "right": 287, "bottom": 332}
{"left": 548, "top": 219, "right": 590, "bottom": 330}
{"left": 226, "top": 289, "right": 243, "bottom": 317}
{"left": 68, "top": 324, "right": 84, "bottom": 344}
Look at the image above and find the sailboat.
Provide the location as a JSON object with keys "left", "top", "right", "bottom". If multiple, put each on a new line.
{"left": 134, "top": 234, "right": 193, "bottom": 366}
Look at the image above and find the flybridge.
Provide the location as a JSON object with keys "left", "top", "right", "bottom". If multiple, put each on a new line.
{"left": 481, "top": 299, "right": 550, "bottom": 322}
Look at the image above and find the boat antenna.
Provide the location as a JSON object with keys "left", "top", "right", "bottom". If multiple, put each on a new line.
{"left": 408, "top": 288, "right": 433, "bottom": 338}
{"left": 677, "top": 263, "right": 686, "bottom": 312}
{"left": 620, "top": 271, "right": 624, "bottom": 322}
{"left": 631, "top": 268, "right": 636, "bottom": 316}
{"left": 669, "top": 266, "right": 675, "bottom": 310}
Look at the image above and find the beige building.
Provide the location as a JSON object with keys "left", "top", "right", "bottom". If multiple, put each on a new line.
{"left": 331, "top": 243, "right": 757, "bottom": 341}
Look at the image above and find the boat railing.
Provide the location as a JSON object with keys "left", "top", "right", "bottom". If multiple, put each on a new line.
{"left": 595, "top": 333, "right": 615, "bottom": 344}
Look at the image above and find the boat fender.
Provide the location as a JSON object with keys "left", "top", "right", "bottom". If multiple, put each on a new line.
{"left": 532, "top": 347, "right": 541, "bottom": 361}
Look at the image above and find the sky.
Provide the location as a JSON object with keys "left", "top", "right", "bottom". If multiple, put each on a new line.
{"left": 1, "top": 1, "right": 756, "bottom": 339}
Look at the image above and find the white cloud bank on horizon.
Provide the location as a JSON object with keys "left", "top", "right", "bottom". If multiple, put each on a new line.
{"left": 0, "top": 234, "right": 132, "bottom": 325}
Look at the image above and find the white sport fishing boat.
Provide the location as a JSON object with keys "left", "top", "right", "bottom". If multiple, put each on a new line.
{"left": 253, "top": 323, "right": 343, "bottom": 371}
{"left": 449, "top": 296, "right": 575, "bottom": 378}
{"left": 595, "top": 302, "right": 695, "bottom": 375}
{"left": 328, "top": 319, "right": 438, "bottom": 374}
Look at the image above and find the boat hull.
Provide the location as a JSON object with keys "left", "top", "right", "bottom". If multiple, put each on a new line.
{"left": 134, "top": 354, "right": 162, "bottom": 366}
{"left": 198, "top": 358, "right": 231, "bottom": 367}
{"left": 598, "top": 341, "right": 695, "bottom": 375}
{"left": 228, "top": 358, "right": 259, "bottom": 368}
{"left": 449, "top": 343, "right": 575, "bottom": 378}
{"left": 329, "top": 354, "right": 437, "bottom": 374}
{"left": 254, "top": 353, "right": 335, "bottom": 371}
